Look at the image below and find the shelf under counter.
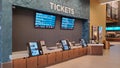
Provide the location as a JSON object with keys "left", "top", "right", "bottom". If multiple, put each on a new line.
{"left": 11, "top": 51, "right": 29, "bottom": 60}
{"left": 106, "top": 38, "right": 120, "bottom": 41}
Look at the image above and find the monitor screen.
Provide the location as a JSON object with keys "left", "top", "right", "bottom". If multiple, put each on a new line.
{"left": 61, "top": 40, "right": 70, "bottom": 50}
{"left": 35, "top": 12, "right": 56, "bottom": 28}
{"left": 106, "top": 27, "right": 120, "bottom": 31}
{"left": 28, "top": 42, "right": 40, "bottom": 56}
{"left": 61, "top": 17, "right": 75, "bottom": 29}
{"left": 81, "top": 39, "right": 88, "bottom": 47}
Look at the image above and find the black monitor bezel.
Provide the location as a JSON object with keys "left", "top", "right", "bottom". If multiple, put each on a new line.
{"left": 60, "top": 16, "right": 75, "bottom": 30}
{"left": 27, "top": 41, "right": 43, "bottom": 57}
{"left": 60, "top": 40, "right": 71, "bottom": 51}
{"left": 81, "top": 39, "right": 88, "bottom": 48}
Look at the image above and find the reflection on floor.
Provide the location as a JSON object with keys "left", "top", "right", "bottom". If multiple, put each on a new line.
{"left": 46, "top": 43, "right": 120, "bottom": 68}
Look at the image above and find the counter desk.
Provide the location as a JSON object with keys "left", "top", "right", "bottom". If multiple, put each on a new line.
{"left": 11, "top": 45, "right": 98, "bottom": 68}
{"left": 11, "top": 44, "right": 104, "bottom": 68}
{"left": 11, "top": 44, "right": 103, "bottom": 68}
{"left": 87, "top": 44, "right": 104, "bottom": 55}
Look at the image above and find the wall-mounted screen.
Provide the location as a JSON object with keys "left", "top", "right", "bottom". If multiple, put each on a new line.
{"left": 106, "top": 27, "right": 120, "bottom": 31}
{"left": 28, "top": 42, "right": 42, "bottom": 56}
{"left": 61, "top": 17, "right": 75, "bottom": 29}
{"left": 60, "top": 40, "right": 71, "bottom": 50}
{"left": 35, "top": 12, "right": 56, "bottom": 28}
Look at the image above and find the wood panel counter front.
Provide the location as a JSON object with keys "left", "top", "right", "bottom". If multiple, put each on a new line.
{"left": 87, "top": 44, "right": 104, "bottom": 55}
{"left": 12, "top": 46, "right": 90, "bottom": 68}
{"left": 13, "top": 58, "right": 26, "bottom": 68}
{"left": 38, "top": 54, "right": 47, "bottom": 68}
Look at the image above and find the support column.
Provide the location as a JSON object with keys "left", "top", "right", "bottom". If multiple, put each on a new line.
{"left": 82, "top": 19, "right": 90, "bottom": 43}
{"left": 0, "top": 0, "right": 12, "bottom": 68}
{"left": 0, "top": 0, "right": 2, "bottom": 64}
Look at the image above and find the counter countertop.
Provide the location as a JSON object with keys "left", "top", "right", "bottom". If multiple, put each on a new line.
{"left": 71, "top": 46, "right": 82, "bottom": 49}
{"left": 11, "top": 51, "right": 29, "bottom": 60}
{"left": 88, "top": 44, "right": 104, "bottom": 46}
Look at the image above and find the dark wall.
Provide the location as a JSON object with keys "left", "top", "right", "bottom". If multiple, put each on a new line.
{"left": 11, "top": 0, "right": 90, "bottom": 19}
{"left": 115, "top": 1, "right": 120, "bottom": 26}
{"left": 12, "top": 7, "right": 82, "bottom": 52}
{"left": 107, "top": 1, "right": 120, "bottom": 26}
{"left": 118, "top": 1, "right": 120, "bottom": 26}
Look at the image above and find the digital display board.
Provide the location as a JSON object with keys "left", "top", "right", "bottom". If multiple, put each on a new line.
{"left": 61, "top": 17, "right": 75, "bottom": 29}
{"left": 35, "top": 12, "right": 56, "bottom": 28}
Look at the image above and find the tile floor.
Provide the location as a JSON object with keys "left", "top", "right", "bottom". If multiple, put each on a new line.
{"left": 46, "top": 42, "right": 120, "bottom": 68}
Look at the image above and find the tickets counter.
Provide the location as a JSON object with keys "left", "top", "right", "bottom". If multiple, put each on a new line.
{"left": 11, "top": 43, "right": 104, "bottom": 68}
{"left": 12, "top": 45, "right": 88, "bottom": 68}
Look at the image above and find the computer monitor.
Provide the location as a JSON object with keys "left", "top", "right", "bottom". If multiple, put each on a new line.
{"left": 61, "top": 17, "right": 75, "bottom": 30}
{"left": 28, "top": 42, "right": 43, "bottom": 57}
{"left": 60, "top": 40, "right": 71, "bottom": 51}
{"left": 81, "top": 39, "right": 88, "bottom": 48}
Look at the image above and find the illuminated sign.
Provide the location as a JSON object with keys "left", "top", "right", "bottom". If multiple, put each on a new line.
{"left": 106, "top": 27, "right": 120, "bottom": 31}
{"left": 50, "top": 2, "right": 75, "bottom": 15}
